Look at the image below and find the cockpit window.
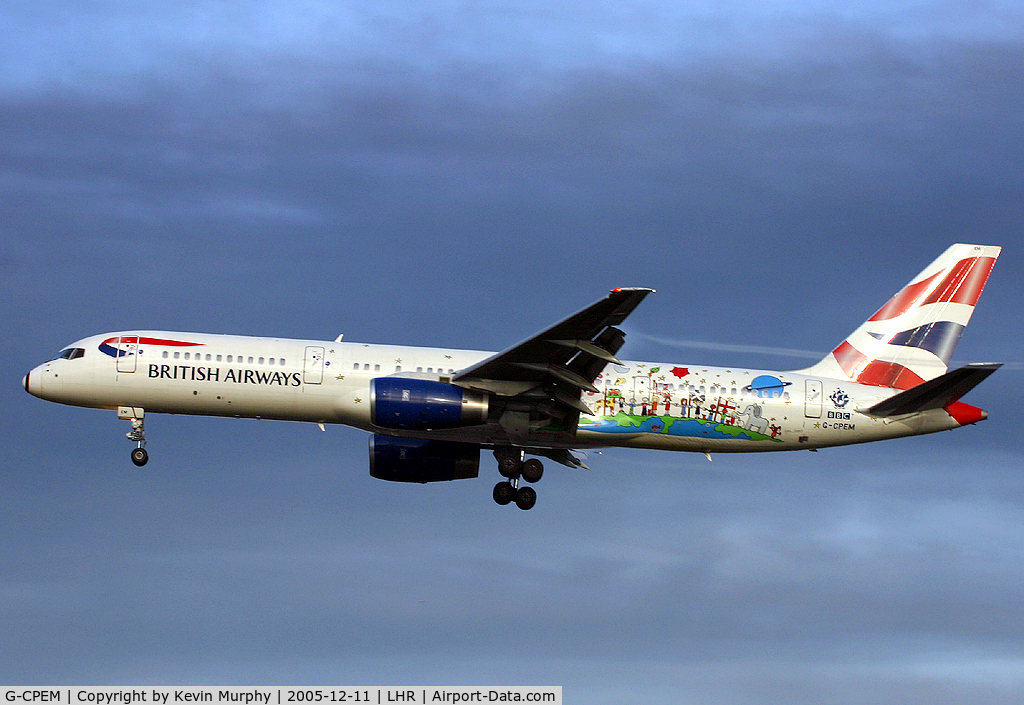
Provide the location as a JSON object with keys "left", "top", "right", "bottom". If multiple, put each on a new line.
{"left": 53, "top": 348, "right": 86, "bottom": 360}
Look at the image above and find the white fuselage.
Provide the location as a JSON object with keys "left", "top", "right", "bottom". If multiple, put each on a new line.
{"left": 24, "top": 330, "right": 969, "bottom": 454}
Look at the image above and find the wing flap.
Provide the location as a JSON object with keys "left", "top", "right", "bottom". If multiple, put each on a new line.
{"left": 451, "top": 288, "right": 653, "bottom": 444}
{"left": 453, "top": 288, "right": 653, "bottom": 396}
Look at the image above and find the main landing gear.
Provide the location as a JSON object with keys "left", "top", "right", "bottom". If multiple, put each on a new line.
{"left": 118, "top": 406, "right": 149, "bottom": 466}
{"left": 492, "top": 449, "right": 544, "bottom": 510}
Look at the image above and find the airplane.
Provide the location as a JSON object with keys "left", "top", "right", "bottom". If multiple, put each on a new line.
{"left": 24, "top": 243, "right": 1001, "bottom": 510}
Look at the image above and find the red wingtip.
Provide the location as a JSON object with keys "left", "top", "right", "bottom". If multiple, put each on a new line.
{"left": 945, "top": 401, "right": 988, "bottom": 426}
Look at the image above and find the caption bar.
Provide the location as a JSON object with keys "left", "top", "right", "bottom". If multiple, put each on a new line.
{"left": 3, "top": 689, "right": 560, "bottom": 705}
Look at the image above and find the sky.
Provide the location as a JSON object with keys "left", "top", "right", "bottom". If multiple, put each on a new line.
{"left": 2, "top": 0, "right": 1023, "bottom": 701}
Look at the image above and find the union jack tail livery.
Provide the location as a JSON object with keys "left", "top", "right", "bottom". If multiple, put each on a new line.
{"left": 802, "top": 243, "right": 1001, "bottom": 390}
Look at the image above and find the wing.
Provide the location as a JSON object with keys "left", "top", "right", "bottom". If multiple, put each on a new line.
{"left": 452, "top": 288, "right": 654, "bottom": 443}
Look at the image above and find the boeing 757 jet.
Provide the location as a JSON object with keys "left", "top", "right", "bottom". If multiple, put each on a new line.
{"left": 24, "top": 243, "right": 1001, "bottom": 509}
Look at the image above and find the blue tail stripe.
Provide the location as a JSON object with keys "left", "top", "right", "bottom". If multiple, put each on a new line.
{"left": 886, "top": 320, "right": 965, "bottom": 364}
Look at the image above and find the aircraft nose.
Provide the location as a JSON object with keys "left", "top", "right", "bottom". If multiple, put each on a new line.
{"left": 23, "top": 367, "right": 43, "bottom": 398}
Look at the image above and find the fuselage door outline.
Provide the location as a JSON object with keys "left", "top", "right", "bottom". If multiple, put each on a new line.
{"left": 116, "top": 335, "right": 138, "bottom": 374}
{"left": 804, "top": 379, "right": 822, "bottom": 418}
{"left": 303, "top": 345, "right": 325, "bottom": 385}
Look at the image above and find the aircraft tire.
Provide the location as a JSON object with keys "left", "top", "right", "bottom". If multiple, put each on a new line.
{"left": 515, "top": 486, "right": 537, "bottom": 511}
{"left": 493, "top": 481, "right": 515, "bottom": 505}
{"left": 521, "top": 458, "right": 544, "bottom": 483}
{"left": 131, "top": 447, "right": 149, "bottom": 467}
{"left": 498, "top": 456, "right": 521, "bottom": 479}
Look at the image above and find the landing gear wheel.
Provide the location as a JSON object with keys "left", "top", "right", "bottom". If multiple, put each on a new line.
{"left": 130, "top": 447, "right": 149, "bottom": 467}
{"left": 498, "top": 456, "right": 522, "bottom": 479}
{"left": 515, "top": 485, "right": 537, "bottom": 511}
{"left": 521, "top": 458, "right": 544, "bottom": 483}
{"left": 493, "top": 481, "right": 516, "bottom": 505}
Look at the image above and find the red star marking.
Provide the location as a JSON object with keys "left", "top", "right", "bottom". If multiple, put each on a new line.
{"left": 671, "top": 367, "right": 689, "bottom": 378}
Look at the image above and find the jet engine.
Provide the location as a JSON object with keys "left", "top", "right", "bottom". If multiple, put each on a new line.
{"left": 369, "top": 435, "right": 480, "bottom": 483}
{"left": 370, "top": 378, "right": 488, "bottom": 430}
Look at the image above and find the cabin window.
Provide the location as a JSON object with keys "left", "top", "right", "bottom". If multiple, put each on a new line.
{"left": 395, "top": 366, "right": 402, "bottom": 372}
{"left": 353, "top": 363, "right": 360, "bottom": 370}
{"left": 216, "top": 355, "right": 222, "bottom": 362}
{"left": 269, "top": 358, "right": 275, "bottom": 365}
{"left": 374, "top": 364, "right": 380, "bottom": 371}
{"left": 364, "top": 364, "right": 370, "bottom": 371}
{"left": 427, "top": 368, "right": 433, "bottom": 373}
{"left": 185, "top": 353, "right": 191, "bottom": 360}
{"left": 417, "top": 367, "right": 423, "bottom": 373}
{"left": 227, "top": 355, "right": 233, "bottom": 362}
{"left": 258, "top": 357, "right": 265, "bottom": 365}
{"left": 279, "top": 359, "right": 286, "bottom": 366}
{"left": 162, "top": 351, "right": 169, "bottom": 359}
{"left": 247, "top": 357, "right": 254, "bottom": 364}
{"left": 173, "top": 352, "right": 180, "bottom": 359}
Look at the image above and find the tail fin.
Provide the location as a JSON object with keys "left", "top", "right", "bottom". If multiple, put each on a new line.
{"left": 801, "top": 243, "right": 1001, "bottom": 389}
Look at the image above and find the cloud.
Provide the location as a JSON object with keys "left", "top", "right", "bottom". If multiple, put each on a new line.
{"left": 632, "top": 331, "right": 826, "bottom": 361}
{"left": 2, "top": 2, "right": 1023, "bottom": 699}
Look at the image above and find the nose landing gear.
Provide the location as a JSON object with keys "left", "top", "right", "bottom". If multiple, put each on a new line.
{"left": 492, "top": 449, "right": 542, "bottom": 510}
{"left": 118, "top": 406, "right": 148, "bottom": 466}
{"left": 130, "top": 446, "right": 149, "bottom": 466}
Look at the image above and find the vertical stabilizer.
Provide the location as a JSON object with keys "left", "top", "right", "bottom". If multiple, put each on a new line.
{"left": 800, "top": 243, "right": 1000, "bottom": 389}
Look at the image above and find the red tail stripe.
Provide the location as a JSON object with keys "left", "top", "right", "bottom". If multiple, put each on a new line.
{"left": 868, "top": 256, "right": 995, "bottom": 322}
{"left": 830, "top": 341, "right": 925, "bottom": 390}
{"left": 868, "top": 270, "right": 943, "bottom": 322}
{"left": 921, "top": 256, "right": 996, "bottom": 308}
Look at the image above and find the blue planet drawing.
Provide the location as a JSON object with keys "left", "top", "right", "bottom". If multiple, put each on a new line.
{"left": 743, "top": 374, "right": 792, "bottom": 398}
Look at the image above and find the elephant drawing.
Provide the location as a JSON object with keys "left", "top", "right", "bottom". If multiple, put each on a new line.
{"left": 738, "top": 403, "right": 770, "bottom": 435}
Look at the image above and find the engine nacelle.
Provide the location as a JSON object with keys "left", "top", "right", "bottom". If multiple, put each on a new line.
{"left": 369, "top": 435, "right": 480, "bottom": 483}
{"left": 370, "top": 377, "right": 488, "bottom": 430}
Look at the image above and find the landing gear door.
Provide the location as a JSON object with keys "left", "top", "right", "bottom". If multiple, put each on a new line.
{"left": 116, "top": 335, "right": 138, "bottom": 373}
{"left": 804, "top": 379, "right": 822, "bottom": 418}
{"left": 303, "top": 346, "right": 325, "bottom": 384}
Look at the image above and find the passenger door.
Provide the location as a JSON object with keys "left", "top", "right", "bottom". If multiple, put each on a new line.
{"left": 116, "top": 335, "right": 138, "bottom": 373}
{"left": 804, "top": 379, "right": 822, "bottom": 418}
{"left": 303, "top": 346, "right": 325, "bottom": 384}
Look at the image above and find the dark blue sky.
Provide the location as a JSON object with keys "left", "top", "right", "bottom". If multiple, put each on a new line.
{"left": 2, "top": 2, "right": 1023, "bottom": 701}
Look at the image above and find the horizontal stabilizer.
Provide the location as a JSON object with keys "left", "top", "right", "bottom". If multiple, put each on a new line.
{"left": 866, "top": 362, "right": 1001, "bottom": 417}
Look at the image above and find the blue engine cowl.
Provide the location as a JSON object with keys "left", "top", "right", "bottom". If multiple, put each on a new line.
{"left": 369, "top": 435, "right": 480, "bottom": 483}
{"left": 370, "top": 378, "right": 489, "bottom": 430}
